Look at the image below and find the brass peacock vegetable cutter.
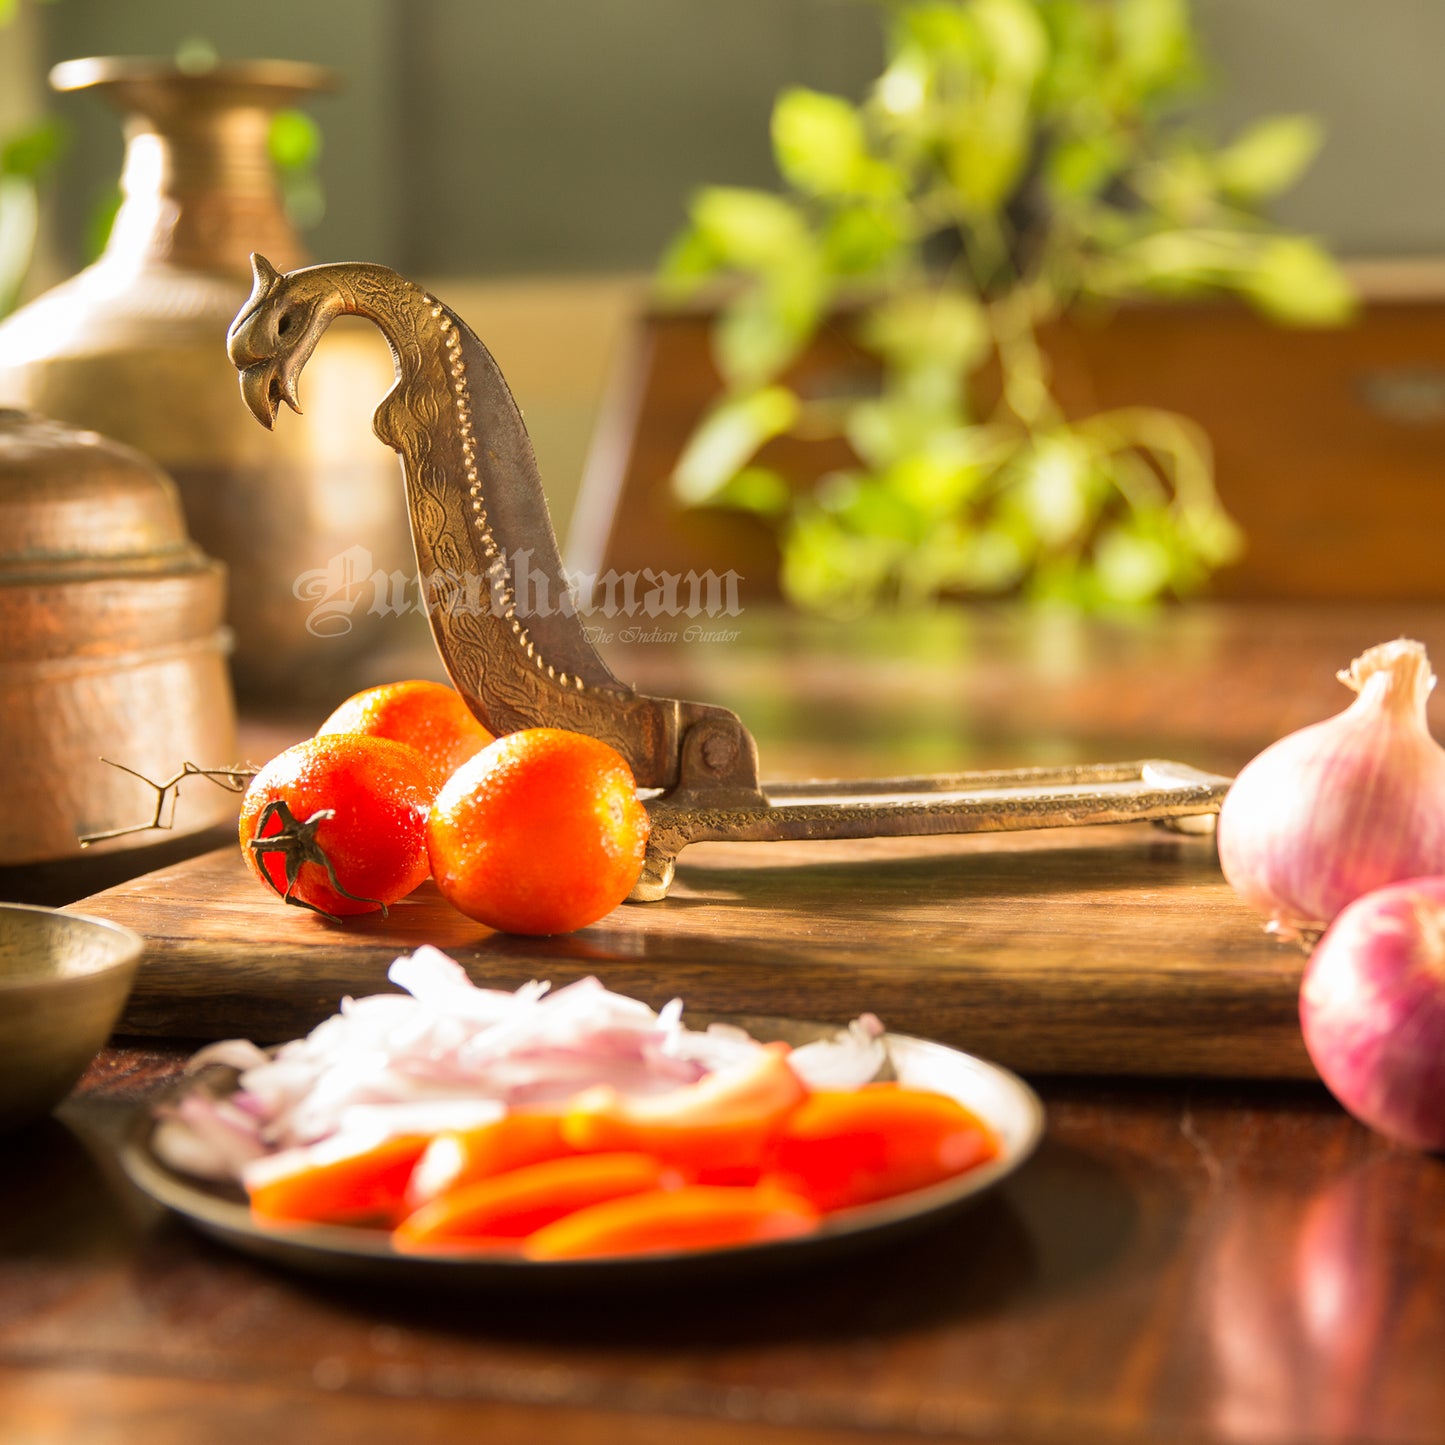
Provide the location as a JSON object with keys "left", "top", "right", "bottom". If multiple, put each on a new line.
{"left": 227, "top": 256, "right": 1229, "bottom": 901}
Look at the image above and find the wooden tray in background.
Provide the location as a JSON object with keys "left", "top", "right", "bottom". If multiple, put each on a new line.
{"left": 64, "top": 822, "right": 1310, "bottom": 1080}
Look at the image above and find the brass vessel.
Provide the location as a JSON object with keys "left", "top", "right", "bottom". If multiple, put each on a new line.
{"left": 0, "top": 408, "right": 236, "bottom": 864}
{"left": 0, "top": 58, "right": 412, "bottom": 693}
{"left": 0, "top": 904, "right": 142, "bottom": 1130}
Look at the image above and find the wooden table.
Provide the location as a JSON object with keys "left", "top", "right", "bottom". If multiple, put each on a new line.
{"left": 5, "top": 604, "right": 1445, "bottom": 1445}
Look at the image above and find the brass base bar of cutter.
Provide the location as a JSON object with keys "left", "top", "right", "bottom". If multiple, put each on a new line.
{"left": 631, "top": 759, "right": 1231, "bottom": 901}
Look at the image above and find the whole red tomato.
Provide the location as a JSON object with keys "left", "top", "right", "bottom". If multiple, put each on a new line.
{"left": 239, "top": 735, "right": 436, "bottom": 918}
{"left": 426, "top": 728, "right": 649, "bottom": 935}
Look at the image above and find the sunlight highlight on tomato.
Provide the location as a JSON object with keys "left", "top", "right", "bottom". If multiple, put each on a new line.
{"left": 238, "top": 734, "right": 435, "bottom": 918}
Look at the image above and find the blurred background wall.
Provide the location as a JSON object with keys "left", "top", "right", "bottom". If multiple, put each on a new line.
{"left": 4, "top": 0, "right": 1445, "bottom": 527}
{"left": 20, "top": 0, "right": 1445, "bottom": 277}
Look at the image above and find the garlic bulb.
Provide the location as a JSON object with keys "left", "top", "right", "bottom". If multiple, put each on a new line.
{"left": 1217, "top": 638, "right": 1445, "bottom": 939}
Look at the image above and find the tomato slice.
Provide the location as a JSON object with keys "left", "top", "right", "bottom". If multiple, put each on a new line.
{"left": 246, "top": 1133, "right": 429, "bottom": 1227}
{"left": 562, "top": 1042, "right": 807, "bottom": 1183}
{"left": 404, "top": 1112, "right": 573, "bottom": 1209}
{"left": 763, "top": 1084, "right": 999, "bottom": 1212}
{"left": 523, "top": 1184, "right": 819, "bottom": 1260}
{"left": 393, "top": 1151, "right": 673, "bottom": 1252}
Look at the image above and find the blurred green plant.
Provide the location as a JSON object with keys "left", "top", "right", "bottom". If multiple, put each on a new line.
{"left": 0, "top": 0, "right": 63, "bottom": 319}
{"left": 661, "top": 0, "right": 1355, "bottom": 614}
{"left": 0, "top": 119, "right": 63, "bottom": 318}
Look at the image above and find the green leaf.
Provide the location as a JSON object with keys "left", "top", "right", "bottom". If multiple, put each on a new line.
{"left": 1093, "top": 523, "right": 1174, "bottom": 603}
{"left": 874, "top": 50, "right": 931, "bottom": 123}
{"left": 846, "top": 397, "right": 920, "bottom": 470}
{"left": 672, "top": 387, "right": 800, "bottom": 505}
{"left": 1046, "top": 131, "right": 1127, "bottom": 200}
{"left": 1242, "top": 237, "right": 1357, "bottom": 326}
{"left": 900, "top": 4, "right": 976, "bottom": 61}
{"left": 0, "top": 175, "right": 38, "bottom": 318}
{"left": 175, "top": 36, "right": 219, "bottom": 74}
{"left": 690, "top": 187, "right": 811, "bottom": 272}
{"left": 282, "top": 172, "right": 325, "bottom": 230}
{"left": 1037, "top": 0, "right": 1103, "bottom": 98}
{"left": 1027, "top": 558, "right": 1098, "bottom": 609}
{"left": 884, "top": 449, "right": 985, "bottom": 516}
{"left": 1, "top": 121, "right": 64, "bottom": 179}
{"left": 822, "top": 204, "right": 905, "bottom": 275}
{"left": 1009, "top": 435, "right": 1094, "bottom": 548}
{"left": 1114, "top": 0, "right": 1195, "bottom": 94}
{"left": 1216, "top": 115, "right": 1322, "bottom": 201}
{"left": 862, "top": 289, "right": 989, "bottom": 371}
{"left": 714, "top": 264, "right": 824, "bottom": 386}
{"left": 772, "top": 88, "right": 872, "bottom": 198}
{"left": 711, "top": 466, "right": 792, "bottom": 517}
{"left": 1137, "top": 147, "right": 1218, "bottom": 224}
{"left": 1107, "top": 228, "right": 1237, "bottom": 297}
{"left": 657, "top": 227, "right": 723, "bottom": 295}
{"left": 1179, "top": 505, "right": 1236, "bottom": 566}
{"left": 715, "top": 294, "right": 797, "bottom": 386}
{"left": 84, "top": 184, "right": 122, "bottom": 262}
{"left": 847, "top": 386, "right": 979, "bottom": 469}
{"left": 1178, "top": 504, "right": 1245, "bottom": 568}
{"left": 914, "top": 521, "right": 1027, "bottom": 595}
{"left": 269, "top": 109, "right": 322, "bottom": 170}
{"left": 942, "top": 91, "right": 1032, "bottom": 214}
{"left": 780, "top": 507, "right": 901, "bottom": 616}
{"left": 972, "top": 0, "right": 1048, "bottom": 84}
{"left": 820, "top": 472, "right": 922, "bottom": 543}
{"left": 956, "top": 526, "right": 1028, "bottom": 591}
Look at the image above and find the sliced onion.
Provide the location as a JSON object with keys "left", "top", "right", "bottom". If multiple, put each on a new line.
{"left": 154, "top": 947, "right": 892, "bottom": 1183}
{"left": 789, "top": 1013, "right": 887, "bottom": 1091}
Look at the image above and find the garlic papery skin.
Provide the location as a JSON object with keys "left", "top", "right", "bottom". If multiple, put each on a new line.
{"left": 1217, "top": 639, "right": 1445, "bottom": 940}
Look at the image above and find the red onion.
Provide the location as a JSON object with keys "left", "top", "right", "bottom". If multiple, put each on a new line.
{"left": 1218, "top": 639, "right": 1445, "bottom": 938}
{"left": 1300, "top": 876, "right": 1445, "bottom": 1151}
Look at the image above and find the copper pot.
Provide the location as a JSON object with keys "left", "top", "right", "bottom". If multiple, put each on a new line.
{"left": 0, "top": 58, "right": 414, "bottom": 695}
{"left": 0, "top": 408, "right": 236, "bottom": 864}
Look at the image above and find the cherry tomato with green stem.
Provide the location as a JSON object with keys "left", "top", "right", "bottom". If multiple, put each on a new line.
{"left": 238, "top": 734, "right": 437, "bottom": 919}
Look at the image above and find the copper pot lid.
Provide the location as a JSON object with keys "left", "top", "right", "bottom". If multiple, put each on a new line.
{"left": 0, "top": 408, "right": 208, "bottom": 578}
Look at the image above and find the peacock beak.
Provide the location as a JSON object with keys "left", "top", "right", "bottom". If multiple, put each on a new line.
{"left": 238, "top": 354, "right": 305, "bottom": 430}
{"left": 238, "top": 360, "right": 281, "bottom": 430}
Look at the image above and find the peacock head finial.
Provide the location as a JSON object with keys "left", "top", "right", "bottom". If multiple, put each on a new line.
{"left": 243, "top": 252, "right": 282, "bottom": 307}
{"left": 227, "top": 252, "right": 326, "bottom": 429}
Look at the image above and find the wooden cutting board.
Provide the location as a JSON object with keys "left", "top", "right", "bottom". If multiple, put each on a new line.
{"left": 64, "top": 821, "right": 1314, "bottom": 1080}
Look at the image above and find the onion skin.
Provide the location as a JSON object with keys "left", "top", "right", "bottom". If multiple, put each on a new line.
{"left": 1300, "top": 877, "right": 1445, "bottom": 1151}
{"left": 1218, "top": 639, "right": 1445, "bottom": 937}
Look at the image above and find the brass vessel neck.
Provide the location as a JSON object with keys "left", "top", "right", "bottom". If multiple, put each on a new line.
{"left": 50, "top": 58, "right": 335, "bottom": 279}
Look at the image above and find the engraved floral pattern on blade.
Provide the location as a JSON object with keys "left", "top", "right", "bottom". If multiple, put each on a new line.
{"left": 232, "top": 260, "right": 677, "bottom": 782}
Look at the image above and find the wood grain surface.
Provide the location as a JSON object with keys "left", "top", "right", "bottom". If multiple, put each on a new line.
{"left": 66, "top": 821, "right": 1308, "bottom": 1079}
{"left": 3, "top": 1045, "right": 1441, "bottom": 1445}
{"left": 11, "top": 605, "right": 1445, "bottom": 1445}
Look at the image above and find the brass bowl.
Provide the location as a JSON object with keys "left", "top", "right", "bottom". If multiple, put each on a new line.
{"left": 0, "top": 904, "right": 143, "bottom": 1130}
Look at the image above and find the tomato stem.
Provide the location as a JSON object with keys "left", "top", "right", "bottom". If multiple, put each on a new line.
{"left": 248, "top": 798, "right": 388, "bottom": 921}
{"left": 77, "top": 759, "right": 258, "bottom": 846}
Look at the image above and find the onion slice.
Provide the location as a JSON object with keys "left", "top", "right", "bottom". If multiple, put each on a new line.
{"left": 151, "top": 948, "right": 890, "bottom": 1183}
